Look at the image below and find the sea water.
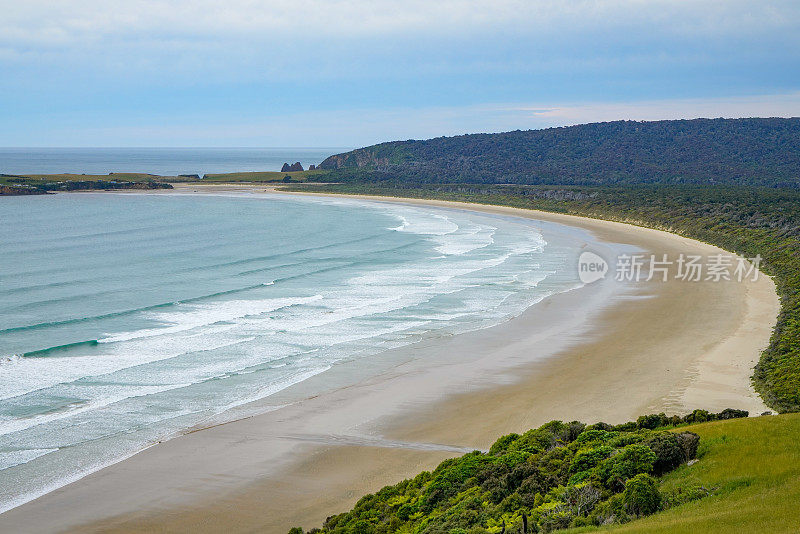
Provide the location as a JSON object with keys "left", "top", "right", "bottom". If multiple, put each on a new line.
{"left": 0, "top": 191, "right": 589, "bottom": 512}
{"left": 0, "top": 147, "right": 343, "bottom": 176}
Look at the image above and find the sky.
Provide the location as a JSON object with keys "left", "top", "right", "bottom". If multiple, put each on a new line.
{"left": 1, "top": 0, "right": 799, "bottom": 147}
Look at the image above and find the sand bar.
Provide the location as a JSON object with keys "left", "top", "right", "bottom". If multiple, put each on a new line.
{"left": 0, "top": 184, "right": 779, "bottom": 533}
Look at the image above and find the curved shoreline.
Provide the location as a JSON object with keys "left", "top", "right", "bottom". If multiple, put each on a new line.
{"left": 0, "top": 185, "right": 779, "bottom": 533}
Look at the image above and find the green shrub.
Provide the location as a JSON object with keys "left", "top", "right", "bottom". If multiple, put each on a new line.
{"left": 590, "top": 493, "right": 627, "bottom": 526}
{"left": 396, "top": 501, "right": 418, "bottom": 520}
{"left": 535, "top": 501, "right": 573, "bottom": 532}
{"left": 675, "top": 431, "right": 701, "bottom": 462}
{"left": 683, "top": 409, "right": 714, "bottom": 424}
{"left": 637, "top": 413, "right": 668, "bottom": 430}
{"left": 646, "top": 433, "right": 686, "bottom": 475}
{"left": 601, "top": 444, "right": 657, "bottom": 489}
{"left": 573, "top": 429, "right": 617, "bottom": 446}
{"left": 661, "top": 483, "right": 711, "bottom": 508}
{"left": 489, "top": 433, "right": 520, "bottom": 455}
{"left": 623, "top": 474, "right": 662, "bottom": 516}
{"left": 718, "top": 408, "right": 749, "bottom": 420}
{"left": 608, "top": 432, "right": 646, "bottom": 448}
{"left": 509, "top": 428, "right": 554, "bottom": 453}
{"left": 585, "top": 422, "right": 614, "bottom": 432}
{"left": 570, "top": 445, "right": 614, "bottom": 474}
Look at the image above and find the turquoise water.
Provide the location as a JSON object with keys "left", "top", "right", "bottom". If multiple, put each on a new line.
{"left": 0, "top": 192, "right": 585, "bottom": 511}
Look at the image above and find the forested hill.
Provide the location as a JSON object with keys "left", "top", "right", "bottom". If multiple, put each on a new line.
{"left": 319, "top": 118, "right": 800, "bottom": 187}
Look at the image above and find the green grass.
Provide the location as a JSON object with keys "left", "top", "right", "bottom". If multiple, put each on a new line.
{"left": 588, "top": 413, "right": 800, "bottom": 533}
{"left": 201, "top": 169, "right": 329, "bottom": 182}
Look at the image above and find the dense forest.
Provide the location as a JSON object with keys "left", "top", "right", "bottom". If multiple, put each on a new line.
{"left": 285, "top": 183, "right": 800, "bottom": 414}
{"left": 318, "top": 118, "right": 800, "bottom": 187}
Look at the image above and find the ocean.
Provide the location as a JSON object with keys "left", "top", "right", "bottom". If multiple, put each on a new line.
{"left": 0, "top": 147, "right": 345, "bottom": 176}
{"left": 0, "top": 154, "right": 595, "bottom": 512}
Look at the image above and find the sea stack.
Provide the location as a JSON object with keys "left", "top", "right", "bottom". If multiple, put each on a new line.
{"left": 281, "top": 162, "right": 304, "bottom": 172}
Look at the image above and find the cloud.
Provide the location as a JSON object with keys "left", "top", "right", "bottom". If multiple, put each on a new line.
{"left": 3, "top": 1, "right": 798, "bottom": 56}
{"left": 0, "top": 0, "right": 795, "bottom": 93}
{"left": 514, "top": 93, "right": 800, "bottom": 126}
{"left": 14, "top": 92, "right": 798, "bottom": 147}
{"left": 1, "top": 1, "right": 797, "bottom": 88}
{"left": 1, "top": 1, "right": 798, "bottom": 146}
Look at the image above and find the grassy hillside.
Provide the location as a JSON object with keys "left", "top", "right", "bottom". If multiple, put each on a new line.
{"left": 597, "top": 413, "right": 800, "bottom": 533}
{"left": 317, "top": 118, "right": 800, "bottom": 187}
{"left": 292, "top": 412, "right": 800, "bottom": 533}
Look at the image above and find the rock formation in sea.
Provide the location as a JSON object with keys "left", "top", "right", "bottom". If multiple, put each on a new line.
{"left": 281, "top": 162, "right": 305, "bottom": 172}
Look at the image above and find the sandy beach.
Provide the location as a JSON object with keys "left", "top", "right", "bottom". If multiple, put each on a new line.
{"left": 0, "top": 184, "right": 779, "bottom": 533}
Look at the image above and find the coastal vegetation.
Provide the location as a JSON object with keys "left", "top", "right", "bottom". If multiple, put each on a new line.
{"left": 293, "top": 410, "right": 800, "bottom": 533}
{"left": 316, "top": 118, "right": 800, "bottom": 188}
{"left": 0, "top": 173, "right": 174, "bottom": 194}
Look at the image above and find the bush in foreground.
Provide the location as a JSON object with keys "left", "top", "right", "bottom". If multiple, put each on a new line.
{"left": 290, "top": 409, "right": 747, "bottom": 534}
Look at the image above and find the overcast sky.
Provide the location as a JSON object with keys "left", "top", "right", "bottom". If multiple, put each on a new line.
{"left": 1, "top": 0, "right": 799, "bottom": 147}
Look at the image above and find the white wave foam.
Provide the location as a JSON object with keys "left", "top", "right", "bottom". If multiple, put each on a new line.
{"left": 433, "top": 223, "right": 496, "bottom": 255}
{"left": 0, "top": 333, "right": 254, "bottom": 401}
{"left": 387, "top": 209, "right": 458, "bottom": 236}
{"left": 215, "top": 365, "right": 331, "bottom": 413}
{"left": 0, "top": 448, "right": 58, "bottom": 471}
{"left": 0, "top": 383, "right": 192, "bottom": 437}
{"left": 388, "top": 216, "right": 410, "bottom": 231}
{"left": 99, "top": 295, "right": 322, "bottom": 344}
{"left": 0, "top": 354, "right": 23, "bottom": 366}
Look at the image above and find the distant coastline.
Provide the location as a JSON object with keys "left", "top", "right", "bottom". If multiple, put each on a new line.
{"left": 0, "top": 174, "right": 174, "bottom": 195}
{"left": 0, "top": 170, "right": 322, "bottom": 195}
